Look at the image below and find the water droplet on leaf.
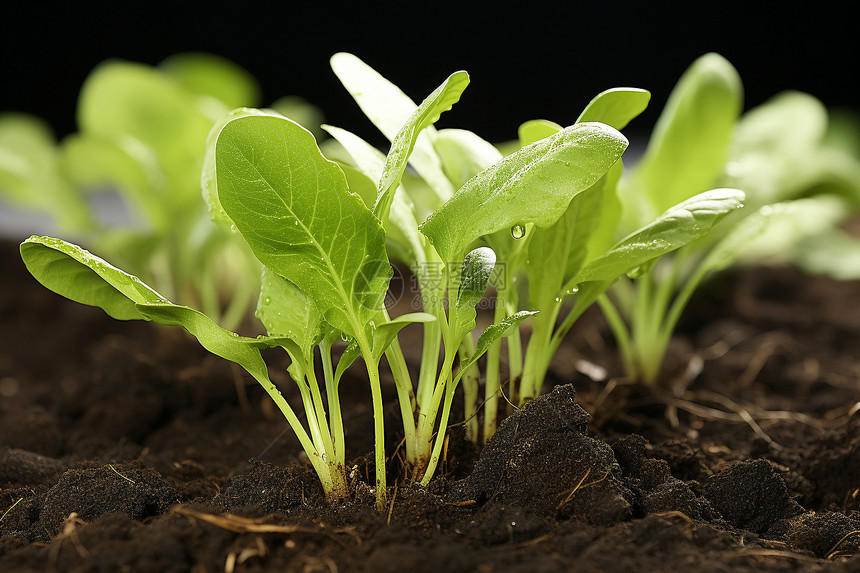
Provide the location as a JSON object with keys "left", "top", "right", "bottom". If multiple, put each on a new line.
{"left": 511, "top": 224, "right": 526, "bottom": 239}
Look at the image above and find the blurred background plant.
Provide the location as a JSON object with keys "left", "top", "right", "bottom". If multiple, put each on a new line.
{"left": 598, "top": 53, "right": 860, "bottom": 386}
{"left": 0, "top": 53, "right": 324, "bottom": 330}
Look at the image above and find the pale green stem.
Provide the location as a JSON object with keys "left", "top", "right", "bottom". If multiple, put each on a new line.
{"left": 482, "top": 289, "right": 508, "bottom": 443}
{"left": 290, "top": 363, "right": 327, "bottom": 460}
{"left": 220, "top": 262, "right": 257, "bottom": 332}
{"left": 304, "top": 355, "right": 337, "bottom": 466}
{"left": 251, "top": 371, "right": 340, "bottom": 497}
{"left": 638, "top": 258, "right": 683, "bottom": 384}
{"left": 631, "top": 269, "right": 654, "bottom": 362}
{"left": 597, "top": 294, "right": 635, "bottom": 377}
{"left": 358, "top": 340, "right": 387, "bottom": 511}
{"left": 420, "top": 384, "right": 455, "bottom": 487}
{"left": 384, "top": 344, "right": 418, "bottom": 466}
{"left": 507, "top": 326, "right": 523, "bottom": 391}
{"left": 503, "top": 283, "right": 523, "bottom": 385}
{"left": 519, "top": 300, "right": 562, "bottom": 403}
{"left": 320, "top": 339, "right": 344, "bottom": 465}
{"left": 660, "top": 259, "right": 710, "bottom": 345}
{"left": 415, "top": 352, "right": 455, "bottom": 470}
{"left": 195, "top": 258, "right": 221, "bottom": 322}
{"left": 416, "top": 318, "right": 441, "bottom": 412}
{"left": 415, "top": 279, "right": 458, "bottom": 478}
{"left": 546, "top": 294, "right": 597, "bottom": 371}
{"left": 420, "top": 360, "right": 469, "bottom": 487}
{"left": 458, "top": 334, "right": 480, "bottom": 443}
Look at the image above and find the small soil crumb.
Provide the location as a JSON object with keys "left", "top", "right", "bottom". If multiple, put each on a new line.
{"left": 703, "top": 458, "right": 804, "bottom": 534}
{"left": 613, "top": 434, "right": 721, "bottom": 521}
{"left": 218, "top": 460, "right": 325, "bottom": 515}
{"left": 39, "top": 461, "right": 176, "bottom": 535}
{"left": 448, "top": 384, "right": 632, "bottom": 525}
{"left": 0, "top": 447, "right": 65, "bottom": 486}
{"left": 767, "top": 511, "right": 860, "bottom": 558}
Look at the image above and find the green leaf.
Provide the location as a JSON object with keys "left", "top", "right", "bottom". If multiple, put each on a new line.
{"left": 795, "top": 227, "right": 860, "bottom": 281}
{"left": 337, "top": 162, "right": 378, "bottom": 208}
{"left": 722, "top": 91, "right": 829, "bottom": 205}
{"left": 330, "top": 313, "right": 435, "bottom": 380}
{"left": 453, "top": 247, "right": 496, "bottom": 340}
{"left": 321, "top": 124, "right": 427, "bottom": 267}
{"left": 269, "top": 96, "right": 326, "bottom": 139}
{"left": 202, "top": 107, "right": 278, "bottom": 227}
{"left": 703, "top": 196, "right": 846, "bottom": 273}
{"left": 375, "top": 70, "right": 470, "bottom": 220}
{"left": 633, "top": 53, "right": 743, "bottom": 217}
{"left": 731, "top": 91, "right": 827, "bottom": 160}
{"left": 420, "top": 122, "right": 628, "bottom": 261}
{"left": 160, "top": 52, "right": 261, "bottom": 110}
{"left": 21, "top": 235, "right": 166, "bottom": 320}
{"left": 321, "top": 124, "right": 388, "bottom": 180}
{"left": 518, "top": 119, "right": 564, "bottom": 147}
{"left": 526, "top": 165, "right": 620, "bottom": 309}
{"left": 256, "top": 267, "right": 324, "bottom": 351}
{"left": 578, "top": 161, "right": 624, "bottom": 274}
{"left": 457, "top": 247, "right": 496, "bottom": 310}
{"left": 20, "top": 235, "right": 284, "bottom": 382}
{"left": 60, "top": 133, "right": 166, "bottom": 229}
{"left": 434, "top": 128, "right": 504, "bottom": 189}
{"left": 77, "top": 60, "right": 216, "bottom": 210}
{"left": 459, "top": 310, "right": 538, "bottom": 374}
{"left": 575, "top": 188, "right": 745, "bottom": 284}
{"left": 0, "top": 114, "right": 93, "bottom": 230}
{"left": 330, "top": 52, "right": 455, "bottom": 203}
{"left": 371, "top": 312, "right": 436, "bottom": 361}
{"left": 334, "top": 338, "right": 360, "bottom": 385}
{"left": 214, "top": 114, "right": 391, "bottom": 338}
{"left": 575, "top": 88, "right": 651, "bottom": 130}
{"left": 0, "top": 113, "right": 57, "bottom": 205}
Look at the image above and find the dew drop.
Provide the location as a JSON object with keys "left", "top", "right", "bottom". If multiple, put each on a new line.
{"left": 263, "top": 296, "right": 272, "bottom": 305}
{"left": 511, "top": 224, "right": 526, "bottom": 239}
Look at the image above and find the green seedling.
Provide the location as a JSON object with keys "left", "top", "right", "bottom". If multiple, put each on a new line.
{"left": 598, "top": 53, "right": 860, "bottom": 386}
{"left": 324, "top": 55, "right": 745, "bottom": 445}
{"left": 3, "top": 54, "right": 282, "bottom": 329}
{"left": 19, "top": 52, "right": 760, "bottom": 510}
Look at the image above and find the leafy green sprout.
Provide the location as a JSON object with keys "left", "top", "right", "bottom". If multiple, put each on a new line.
{"left": 596, "top": 53, "right": 860, "bottom": 386}
{"left": 18, "top": 52, "right": 755, "bottom": 511}
{"left": 2, "top": 53, "right": 317, "bottom": 331}
{"left": 323, "top": 54, "right": 748, "bottom": 444}
{"left": 18, "top": 57, "right": 543, "bottom": 508}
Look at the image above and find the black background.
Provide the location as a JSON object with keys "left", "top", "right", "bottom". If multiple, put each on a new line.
{"left": 1, "top": 2, "right": 856, "bottom": 144}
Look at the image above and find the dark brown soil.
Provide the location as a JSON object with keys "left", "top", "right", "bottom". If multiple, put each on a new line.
{"left": 2, "top": 240, "right": 860, "bottom": 572}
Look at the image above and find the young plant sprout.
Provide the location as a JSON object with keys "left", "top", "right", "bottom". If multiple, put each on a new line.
{"left": 323, "top": 55, "right": 746, "bottom": 443}
{"left": 22, "top": 52, "right": 796, "bottom": 509}
{"left": 597, "top": 53, "right": 860, "bottom": 386}
{"left": 2, "top": 54, "right": 278, "bottom": 330}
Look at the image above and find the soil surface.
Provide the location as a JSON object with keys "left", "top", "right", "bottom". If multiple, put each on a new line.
{"left": 2, "top": 239, "right": 860, "bottom": 572}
